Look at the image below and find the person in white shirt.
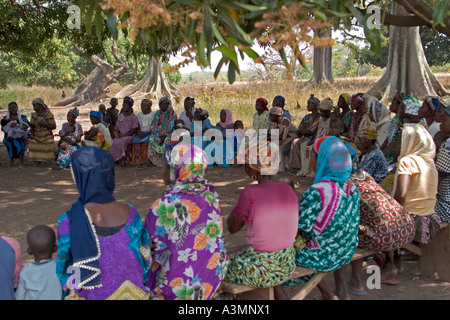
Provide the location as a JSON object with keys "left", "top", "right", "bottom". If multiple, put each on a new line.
{"left": 178, "top": 97, "right": 195, "bottom": 129}
{"left": 131, "top": 99, "right": 156, "bottom": 166}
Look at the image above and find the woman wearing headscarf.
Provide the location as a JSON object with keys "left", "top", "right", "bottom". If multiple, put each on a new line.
{"left": 297, "top": 97, "right": 333, "bottom": 177}
{"left": 28, "top": 98, "right": 57, "bottom": 165}
{"left": 82, "top": 111, "right": 112, "bottom": 150}
{"left": 109, "top": 96, "right": 140, "bottom": 166}
{"left": 268, "top": 95, "right": 292, "bottom": 124}
{"left": 288, "top": 94, "right": 320, "bottom": 171}
{"left": 268, "top": 106, "right": 297, "bottom": 171}
{"left": 1, "top": 101, "right": 31, "bottom": 167}
{"left": 355, "top": 125, "right": 389, "bottom": 184}
{"left": 56, "top": 147, "right": 151, "bottom": 300}
{"left": 59, "top": 107, "right": 83, "bottom": 144}
{"left": 419, "top": 96, "right": 441, "bottom": 138}
{"left": 148, "top": 97, "right": 177, "bottom": 168}
{"left": 283, "top": 136, "right": 360, "bottom": 300}
{"left": 226, "top": 139, "right": 298, "bottom": 300}
{"left": 252, "top": 98, "right": 270, "bottom": 132}
{"left": 214, "top": 109, "right": 235, "bottom": 167}
{"left": 337, "top": 93, "right": 354, "bottom": 133}
{"left": 367, "top": 97, "right": 391, "bottom": 147}
{"left": 393, "top": 123, "right": 440, "bottom": 245}
{"left": 144, "top": 143, "right": 229, "bottom": 300}
{"left": 346, "top": 93, "right": 372, "bottom": 141}
{"left": 348, "top": 167, "right": 414, "bottom": 293}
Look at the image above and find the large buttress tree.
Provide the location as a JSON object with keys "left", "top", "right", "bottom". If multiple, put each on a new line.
{"left": 367, "top": 1, "right": 449, "bottom": 101}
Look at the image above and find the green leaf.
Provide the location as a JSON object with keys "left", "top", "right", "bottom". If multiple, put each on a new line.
{"left": 241, "top": 47, "right": 260, "bottom": 61}
{"left": 84, "top": 2, "right": 96, "bottom": 34}
{"left": 314, "top": 11, "right": 328, "bottom": 22}
{"left": 214, "top": 57, "right": 226, "bottom": 79}
{"left": 95, "top": 7, "right": 103, "bottom": 41}
{"left": 106, "top": 12, "right": 118, "bottom": 40}
{"left": 214, "top": 45, "right": 238, "bottom": 66}
{"left": 433, "top": 0, "right": 449, "bottom": 25}
{"left": 197, "top": 31, "right": 207, "bottom": 67}
{"left": 227, "top": 61, "right": 238, "bottom": 84}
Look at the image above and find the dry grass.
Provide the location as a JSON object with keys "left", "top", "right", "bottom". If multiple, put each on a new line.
{"left": 1, "top": 74, "right": 449, "bottom": 129}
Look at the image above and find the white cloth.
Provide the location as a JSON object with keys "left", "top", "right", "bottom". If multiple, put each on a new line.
{"left": 178, "top": 110, "right": 194, "bottom": 129}
{"left": 136, "top": 112, "right": 156, "bottom": 132}
{"left": 428, "top": 121, "right": 441, "bottom": 138}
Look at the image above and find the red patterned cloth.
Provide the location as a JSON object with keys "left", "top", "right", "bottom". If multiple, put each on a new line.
{"left": 351, "top": 170, "right": 415, "bottom": 252}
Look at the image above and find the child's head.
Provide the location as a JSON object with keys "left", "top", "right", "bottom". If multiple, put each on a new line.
{"left": 26, "top": 225, "right": 56, "bottom": 261}
{"left": 328, "top": 117, "right": 344, "bottom": 137}
{"left": 174, "top": 119, "right": 185, "bottom": 129}
{"left": 110, "top": 98, "right": 118, "bottom": 108}
{"left": 141, "top": 99, "right": 152, "bottom": 114}
{"left": 66, "top": 123, "right": 76, "bottom": 135}
{"left": 98, "top": 104, "right": 106, "bottom": 114}
{"left": 234, "top": 120, "right": 244, "bottom": 130}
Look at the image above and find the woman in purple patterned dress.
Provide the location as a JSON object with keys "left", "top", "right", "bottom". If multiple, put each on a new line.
{"left": 144, "top": 142, "right": 229, "bottom": 300}
{"left": 56, "top": 147, "right": 151, "bottom": 300}
{"left": 109, "top": 96, "right": 139, "bottom": 165}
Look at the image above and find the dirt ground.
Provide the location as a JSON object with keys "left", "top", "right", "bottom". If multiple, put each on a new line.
{"left": 1, "top": 106, "right": 450, "bottom": 300}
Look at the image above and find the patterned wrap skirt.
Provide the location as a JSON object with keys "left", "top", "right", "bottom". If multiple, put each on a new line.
{"left": 351, "top": 170, "right": 415, "bottom": 252}
{"left": 225, "top": 246, "right": 296, "bottom": 288}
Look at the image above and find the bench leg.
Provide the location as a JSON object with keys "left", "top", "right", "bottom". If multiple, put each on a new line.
{"left": 242, "top": 287, "right": 275, "bottom": 300}
{"left": 290, "top": 272, "right": 328, "bottom": 300}
{"left": 420, "top": 227, "right": 450, "bottom": 281}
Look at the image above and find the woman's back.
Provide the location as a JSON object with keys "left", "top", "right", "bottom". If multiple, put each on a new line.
{"left": 233, "top": 182, "right": 298, "bottom": 252}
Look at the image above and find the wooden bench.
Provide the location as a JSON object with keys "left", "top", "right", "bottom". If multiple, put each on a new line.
{"left": 404, "top": 222, "right": 450, "bottom": 281}
{"left": 220, "top": 248, "right": 376, "bottom": 300}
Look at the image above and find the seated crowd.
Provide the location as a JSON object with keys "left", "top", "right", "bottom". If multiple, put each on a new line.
{"left": 1, "top": 92, "right": 450, "bottom": 300}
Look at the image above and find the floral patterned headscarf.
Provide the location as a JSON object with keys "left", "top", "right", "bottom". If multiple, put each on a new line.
{"left": 168, "top": 143, "right": 211, "bottom": 194}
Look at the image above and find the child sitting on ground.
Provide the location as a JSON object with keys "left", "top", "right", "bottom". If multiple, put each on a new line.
{"left": 233, "top": 120, "right": 245, "bottom": 164}
{"left": 15, "top": 225, "right": 62, "bottom": 300}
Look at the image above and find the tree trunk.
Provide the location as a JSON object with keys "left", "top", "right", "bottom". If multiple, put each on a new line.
{"left": 367, "top": 2, "right": 449, "bottom": 102}
{"left": 306, "top": 28, "right": 333, "bottom": 86}
{"left": 55, "top": 42, "right": 137, "bottom": 107}
{"left": 115, "top": 56, "right": 181, "bottom": 103}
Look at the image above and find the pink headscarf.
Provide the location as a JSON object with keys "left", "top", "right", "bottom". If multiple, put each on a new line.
{"left": 218, "top": 109, "right": 234, "bottom": 128}
{"left": 256, "top": 98, "right": 269, "bottom": 111}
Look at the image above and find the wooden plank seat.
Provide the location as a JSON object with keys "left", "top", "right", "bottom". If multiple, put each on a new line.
{"left": 220, "top": 248, "right": 376, "bottom": 300}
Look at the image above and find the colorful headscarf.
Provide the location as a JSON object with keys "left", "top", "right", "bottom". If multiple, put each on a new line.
{"left": 403, "top": 95, "right": 421, "bottom": 115}
{"left": 423, "top": 96, "right": 441, "bottom": 112}
{"left": 313, "top": 136, "right": 352, "bottom": 185}
{"left": 357, "top": 125, "right": 378, "bottom": 141}
{"left": 67, "top": 147, "right": 116, "bottom": 289}
{"left": 275, "top": 95, "right": 285, "bottom": 107}
{"left": 256, "top": 98, "right": 269, "bottom": 111}
{"left": 244, "top": 138, "right": 280, "bottom": 176}
{"left": 89, "top": 110, "right": 103, "bottom": 121}
{"left": 168, "top": 143, "right": 211, "bottom": 194}
{"left": 340, "top": 93, "right": 351, "bottom": 105}
{"left": 218, "top": 109, "right": 234, "bottom": 129}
